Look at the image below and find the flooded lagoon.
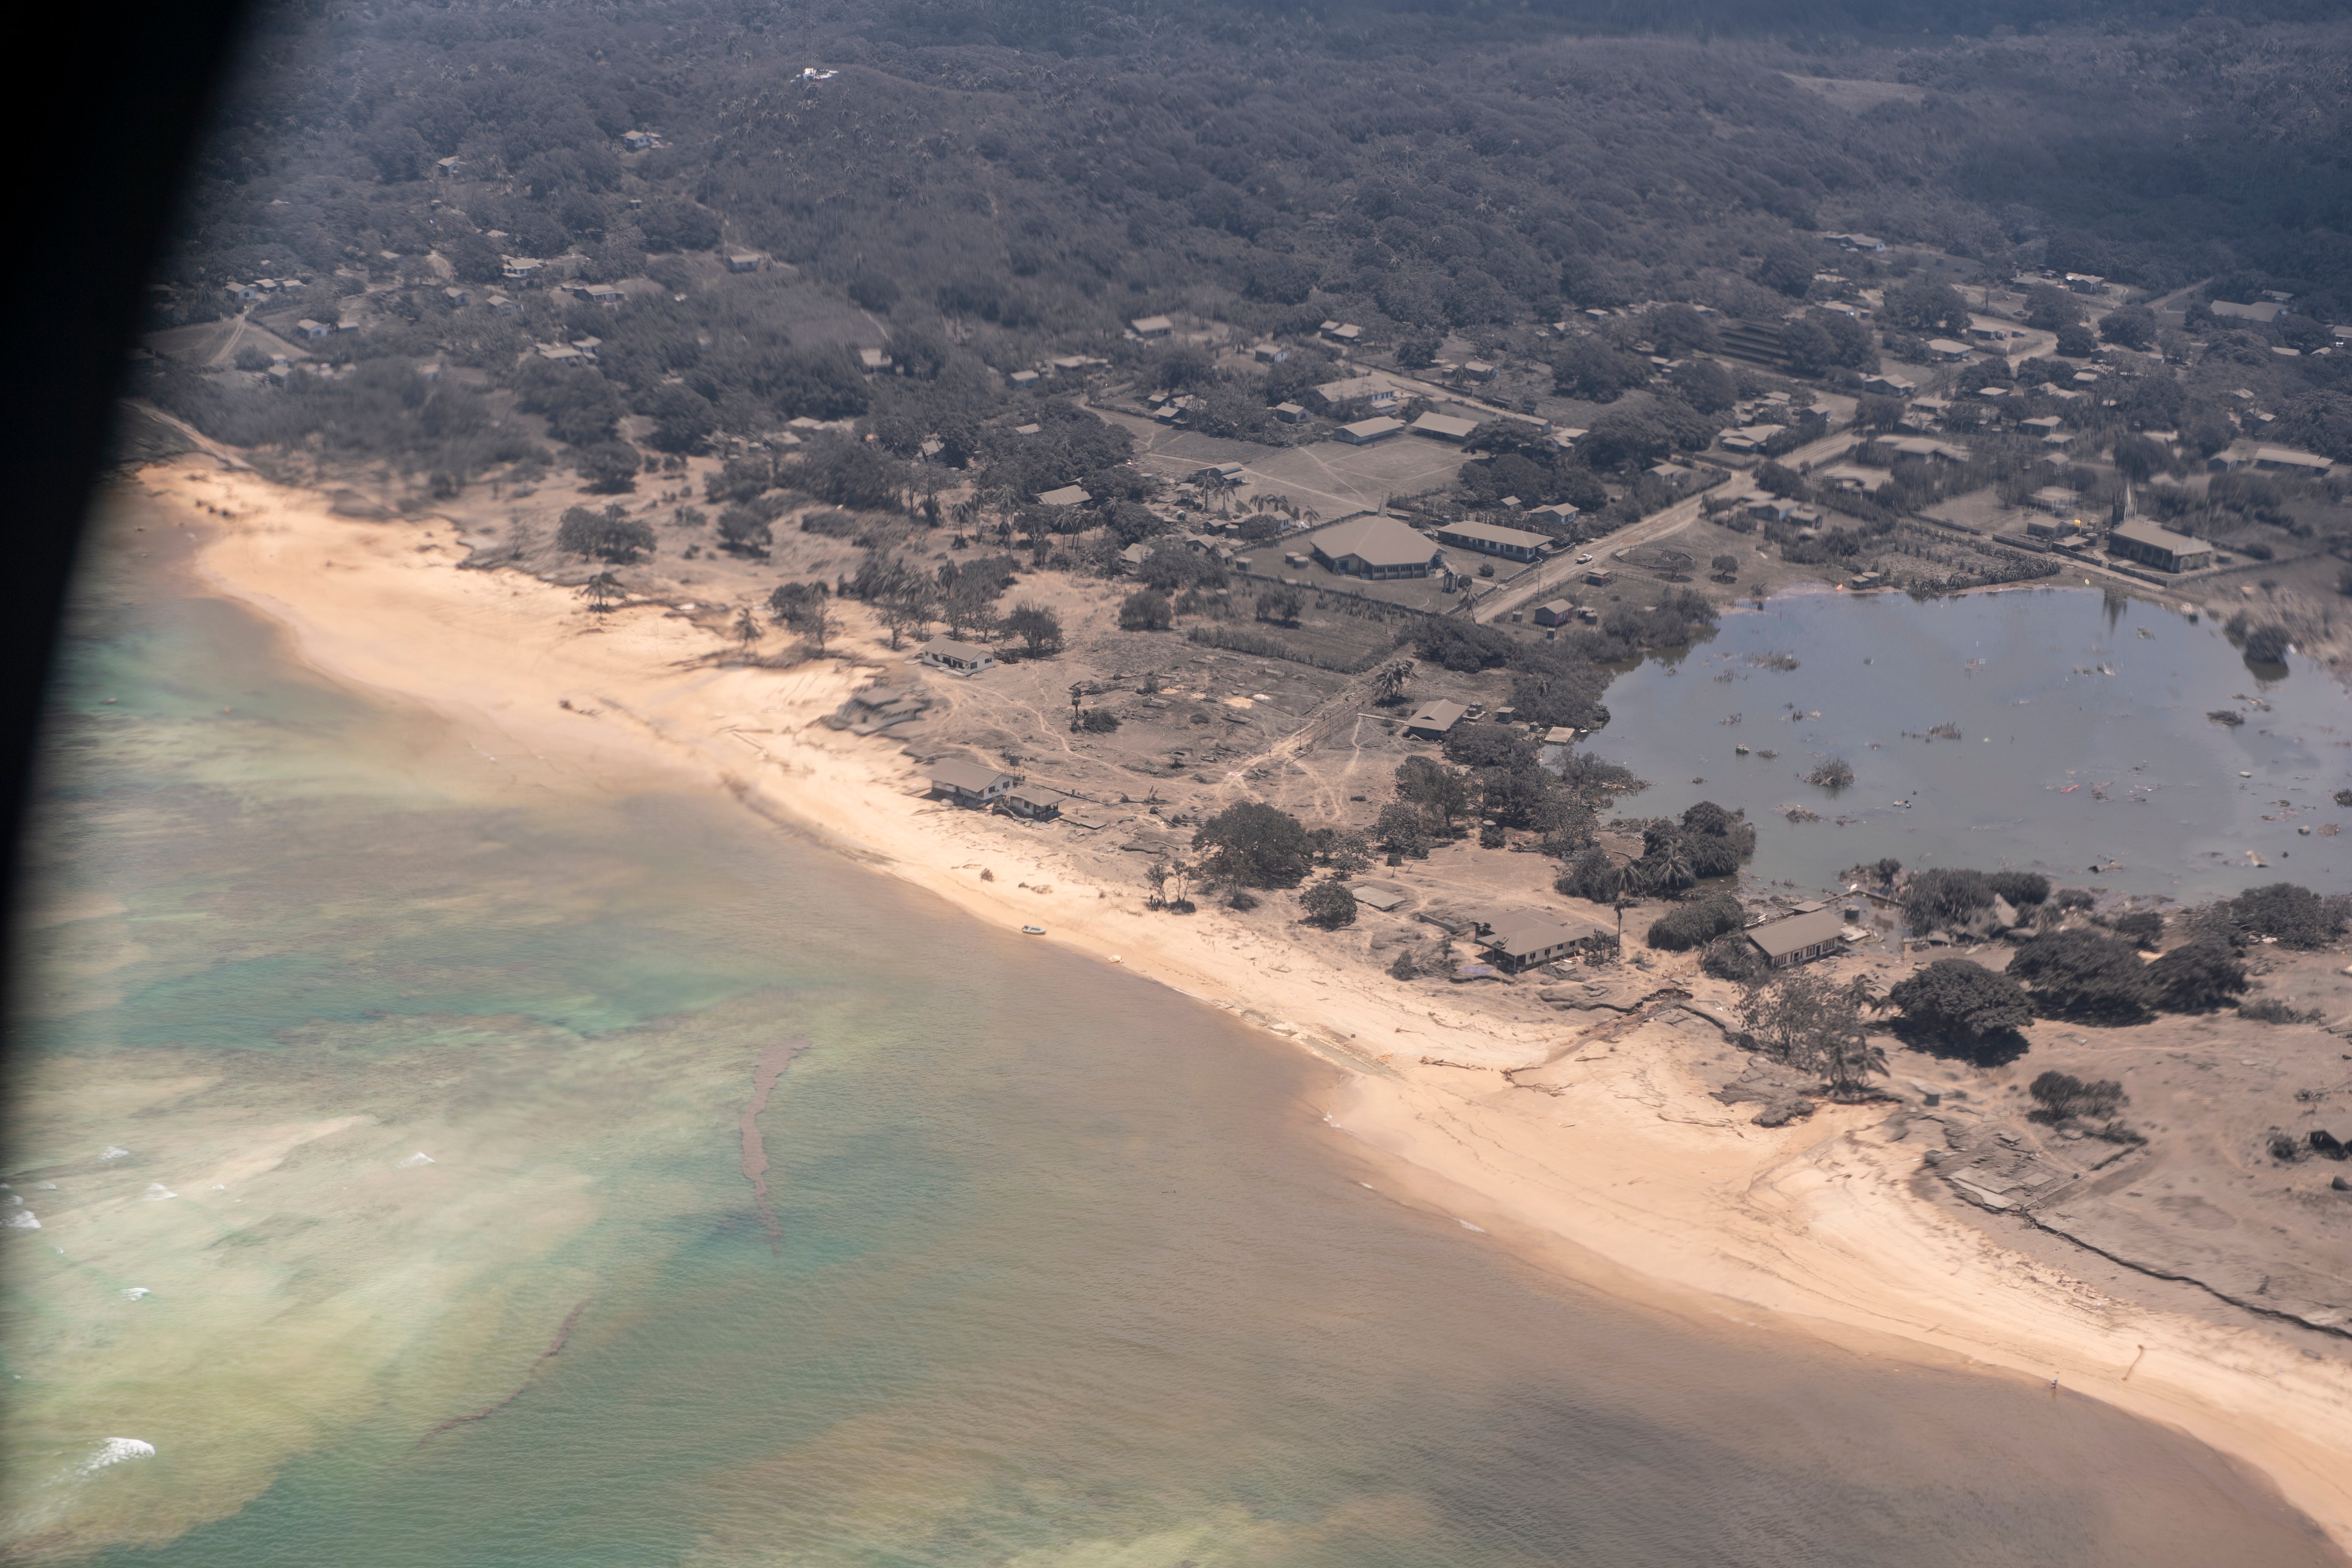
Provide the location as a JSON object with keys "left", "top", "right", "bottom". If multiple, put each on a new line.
{"left": 1592, "top": 587, "right": 2351, "bottom": 899}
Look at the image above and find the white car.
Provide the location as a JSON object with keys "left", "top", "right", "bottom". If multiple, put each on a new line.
{"left": 1575, "top": 553, "right": 1593, "bottom": 564}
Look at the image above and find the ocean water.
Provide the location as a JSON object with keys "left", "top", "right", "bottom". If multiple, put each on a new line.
{"left": 1590, "top": 587, "right": 2351, "bottom": 899}
{"left": 3, "top": 494, "right": 2340, "bottom": 1566}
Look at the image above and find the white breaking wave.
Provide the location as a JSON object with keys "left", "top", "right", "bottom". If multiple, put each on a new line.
{"left": 98, "top": 1146, "right": 129, "bottom": 1161}
{"left": 122, "top": 1287, "right": 152, "bottom": 1301}
{"left": 4, "top": 1211, "right": 38, "bottom": 1230}
{"left": 394, "top": 1151, "right": 437, "bottom": 1168}
{"left": 140, "top": 1183, "right": 177, "bottom": 1201}
{"left": 83, "top": 1438, "right": 156, "bottom": 1473}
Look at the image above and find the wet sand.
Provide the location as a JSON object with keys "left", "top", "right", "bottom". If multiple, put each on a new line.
{"left": 152, "top": 455, "right": 2352, "bottom": 1550}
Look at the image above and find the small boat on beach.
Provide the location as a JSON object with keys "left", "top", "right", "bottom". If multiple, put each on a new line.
{"left": 1021, "top": 925, "right": 1046, "bottom": 935}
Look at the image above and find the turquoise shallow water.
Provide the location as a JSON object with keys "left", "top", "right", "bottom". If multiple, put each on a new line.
{"left": 3, "top": 498, "right": 2341, "bottom": 1566}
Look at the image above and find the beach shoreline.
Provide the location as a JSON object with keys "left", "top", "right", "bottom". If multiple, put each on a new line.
{"left": 147, "top": 454, "right": 2352, "bottom": 1552}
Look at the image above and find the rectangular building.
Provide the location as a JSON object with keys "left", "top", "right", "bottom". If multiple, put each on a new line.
{"left": 2108, "top": 516, "right": 2213, "bottom": 573}
{"left": 1307, "top": 515, "right": 1446, "bottom": 579}
{"left": 1434, "top": 520, "right": 1550, "bottom": 563}
{"left": 1745, "top": 908, "right": 1845, "bottom": 968}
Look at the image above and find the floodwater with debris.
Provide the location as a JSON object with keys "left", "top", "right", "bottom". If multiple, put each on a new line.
{"left": 1592, "top": 586, "right": 2350, "bottom": 899}
{"left": 3, "top": 502, "right": 2338, "bottom": 1565}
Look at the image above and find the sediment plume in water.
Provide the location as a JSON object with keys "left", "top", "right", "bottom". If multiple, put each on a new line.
{"left": 419, "top": 1298, "right": 592, "bottom": 1443}
{"left": 739, "top": 1038, "right": 812, "bottom": 1247}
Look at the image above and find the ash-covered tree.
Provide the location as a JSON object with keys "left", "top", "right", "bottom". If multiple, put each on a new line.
{"left": 2145, "top": 939, "right": 2248, "bottom": 1013}
{"left": 1645, "top": 895, "right": 1742, "bottom": 951}
{"left": 1300, "top": 877, "right": 1359, "bottom": 930}
{"left": 1117, "top": 590, "right": 1173, "bottom": 632}
{"left": 1192, "top": 801, "right": 1315, "bottom": 889}
{"left": 2006, "top": 929, "right": 2153, "bottom": 1024}
{"left": 1001, "top": 601, "right": 1063, "bottom": 657}
{"left": 1903, "top": 868, "right": 1994, "bottom": 930}
{"left": 1374, "top": 801, "right": 1431, "bottom": 860}
{"left": 556, "top": 504, "right": 653, "bottom": 563}
{"left": 1740, "top": 971, "right": 1885, "bottom": 1101}
{"left": 2227, "top": 883, "right": 2348, "bottom": 948}
{"left": 1394, "top": 756, "right": 1470, "bottom": 834}
{"left": 1885, "top": 959, "right": 2031, "bottom": 1056}
{"left": 1370, "top": 659, "right": 1415, "bottom": 706}
{"left": 579, "top": 571, "right": 623, "bottom": 612}
{"left": 715, "top": 504, "right": 773, "bottom": 558}
{"left": 576, "top": 441, "right": 643, "bottom": 495}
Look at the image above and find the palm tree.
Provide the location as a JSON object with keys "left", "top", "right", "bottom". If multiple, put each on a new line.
{"left": 1823, "top": 1029, "right": 1888, "bottom": 1101}
{"left": 732, "top": 607, "right": 763, "bottom": 655}
{"left": 1647, "top": 836, "right": 1695, "bottom": 895}
{"left": 580, "top": 572, "right": 623, "bottom": 612}
{"left": 1371, "top": 659, "right": 1415, "bottom": 706}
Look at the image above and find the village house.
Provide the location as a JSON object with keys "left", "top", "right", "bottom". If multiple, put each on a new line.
{"left": 928, "top": 759, "right": 1018, "bottom": 807}
{"left": 1924, "top": 338, "right": 1974, "bottom": 362}
{"left": 1879, "top": 436, "right": 1968, "bottom": 464}
{"left": 1717, "top": 426, "right": 1784, "bottom": 455}
{"left": 825, "top": 685, "right": 929, "bottom": 735}
{"left": 2210, "top": 299, "right": 2287, "bottom": 324}
{"left": 1524, "top": 502, "right": 1580, "bottom": 528}
{"left": 1817, "top": 466, "right": 1891, "bottom": 495}
{"left": 1861, "top": 373, "right": 1917, "bottom": 397}
{"left": 1320, "top": 321, "right": 1364, "bottom": 344}
{"left": 726, "top": 252, "right": 767, "bottom": 273}
{"left": 1459, "top": 359, "right": 1497, "bottom": 381}
{"left": 1745, "top": 908, "right": 1846, "bottom": 968}
{"left": 1335, "top": 416, "right": 1406, "bottom": 446}
{"left": 1434, "top": 520, "right": 1551, "bottom": 564}
{"left": 1312, "top": 375, "right": 1401, "bottom": 412}
{"left": 1402, "top": 699, "right": 1471, "bottom": 741}
{"left": 434, "top": 155, "right": 466, "bottom": 178}
{"left": 500, "top": 256, "right": 544, "bottom": 283}
{"left": 1251, "top": 341, "right": 1290, "bottom": 363}
{"left": 1530, "top": 599, "right": 1579, "bottom": 628}
{"left": 1274, "top": 401, "right": 1309, "bottom": 424}
{"left": 918, "top": 637, "right": 998, "bottom": 676}
{"left": 1036, "top": 484, "right": 1094, "bottom": 508}
{"left": 294, "top": 319, "right": 330, "bottom": 340}
{"left": 585, "top": 285, "right": 623, "bottom": 309}
{"left": 1409, "top": 412, "right": 1480, "bottom": 443}
{"left": 2249, "top": 445, "right": 2334, "bottom": 477}
{"left": 1463, "top": 908, "right": 1612, "bottom": 972}
{"left": 2107, "top": 515, "right": 2213, "bottom": 573}
{"left": 443, "top": 286, "right": 472, "bottom": 307}
{"left": 484, "top": 291, "right": 517, "bottom": 314}
{"left": 2063, "top": 272, "right": 2105, "bottom": 295}
{"left": 621, "top": 130, "right": 658, "bottom": 151}
{"left": 997, "top": 786, "right": 1064, "bottom": 822}
{"left": 858, "top": 348, "right": 893, "bottom": 374}
{"left": 1130, "top": 315, "right": 1174, "bottom": 338}
{"left": 1308, "top": 515, "right": 1448, "bottom": 579}
{"left": 2030, "top": 485, "right": 2082, "bottom": 515}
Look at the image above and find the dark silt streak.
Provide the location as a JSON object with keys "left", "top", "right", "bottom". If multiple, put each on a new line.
{"left": 740, "top": 1037, "right": 812, "bottom": 1248}
{"left": 418, "top": 1299, "right": 593, "bottom": 1444}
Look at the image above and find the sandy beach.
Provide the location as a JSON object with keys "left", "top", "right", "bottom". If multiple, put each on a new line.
{"left": 150, "top": 454, "right": 2352, "bottom": 1550}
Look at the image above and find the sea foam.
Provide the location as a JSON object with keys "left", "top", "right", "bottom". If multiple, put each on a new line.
{"left": 140, "top": 1183, "right": 177, "bottom": 1201}
{"left": 394, "top": 1151, "right": 437, "bottom": 1168}
{"left": 4, "top": 1211, "right": 38, "bottom": 1230}
{"left": 83, "top": 1438, "right": 155, "bottom": 1473}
